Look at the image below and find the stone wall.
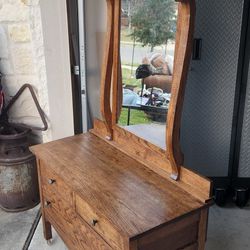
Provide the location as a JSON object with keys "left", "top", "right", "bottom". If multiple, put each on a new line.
{"left": 0, "top": 0, "right": 51, "bottom": 142}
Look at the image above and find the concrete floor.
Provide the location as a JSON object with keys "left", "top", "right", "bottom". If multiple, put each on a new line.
{"left": 206, "top": 202, "right": 250, "bottom": 250}
{"left": 0, "top": 202, "right": 249, "bottom": 249}
{"left": 0, "top": 205, "right": 39, "bottom": 250}
{"left": 29, "top": 220, "right": 67, "bottom": 250}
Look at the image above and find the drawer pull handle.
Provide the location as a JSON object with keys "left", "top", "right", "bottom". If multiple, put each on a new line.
{"left": 44, "top": 201, "right": 52, "bottom": 208}
{"left": 48, "top": 179, "right": 56, "bottom": 185}
{"left": 91, "top": 219, "right": 98, "bottom": 226}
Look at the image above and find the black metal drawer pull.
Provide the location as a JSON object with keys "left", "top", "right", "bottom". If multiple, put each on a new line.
{"left": 91, "top": 219, "right": 98, "bottom": 226}
{"left": 47, "top": 179, "right": 56, "bottom": 185}
{"left": 44, "top": 201, "right": 52, "bottom": 208}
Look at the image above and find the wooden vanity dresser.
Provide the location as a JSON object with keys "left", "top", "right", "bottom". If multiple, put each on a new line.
{"left": 30, "top": 0, "right": 213, "bottom": 249}
{"left": 31, "top": 130, "right": 211, "bottom": 250}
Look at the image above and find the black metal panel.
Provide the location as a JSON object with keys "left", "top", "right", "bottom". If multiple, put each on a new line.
{"left": 66, "top": 0, "right": 83, "bottom": 134}
{"left": 236, "top": 2, "right": 250, "bottom": 179}
{"left": 228, "top": 0, "right": 250, "bottom": 186}
{"left": 181, "top": 0, "right": 244, "bottom": 177}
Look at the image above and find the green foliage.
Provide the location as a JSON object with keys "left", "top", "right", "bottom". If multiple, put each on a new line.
{"left": 130, "top": 0, "right": 177, "bottom": 50}
{"left": 118, "top": 108, "right": 151, "bottom": 126}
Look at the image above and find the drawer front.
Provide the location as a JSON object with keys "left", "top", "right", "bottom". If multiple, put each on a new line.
{"left": 40, "top": 163, "right": 112, "bottom": 250}
{"left": 40, "top": 163, "right": 74, "bottom": 222}
{"left": 181, "top": 242, "right": 198, "bottom": 250}
{"left": 137, "top": 212, "right": 199, "bottom": 250}
{"left": 40, "top": 163, "right": 72, "bottom": 205}
{"left": 44, "top": 200, "right": 112, "bottom": 250}
{"left": 75, "top": 194, "right": 127, "bottom": 250}
{"left": 43, "top": 189, "right": 75, "bottom": 225}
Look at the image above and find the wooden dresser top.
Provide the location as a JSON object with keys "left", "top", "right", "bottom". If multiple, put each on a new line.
{"left": 31, "top": 133, "right": 206, "bottom": 239}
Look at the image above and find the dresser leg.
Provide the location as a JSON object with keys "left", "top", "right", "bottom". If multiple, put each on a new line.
{"left": 36, "top": 159, "right": 53, "bottom": 241}
{"left": 43, "top": 218, "right": 52, "bottom": 240}
{"left": 197, "top": 209, "right": 208, "bottom": 250}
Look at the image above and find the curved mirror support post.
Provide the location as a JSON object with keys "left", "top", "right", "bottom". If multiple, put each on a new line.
{"left": 112, "top": 0, "right": 122, "bottom": 126}
{"left": 100, "top": 0, "right": 115, "bottom": 140}
{"left": 166, "top": 0, "right": 196, "bottom": 180}
{"left": 100, "top": 0, "right": 122, "bottom": 139}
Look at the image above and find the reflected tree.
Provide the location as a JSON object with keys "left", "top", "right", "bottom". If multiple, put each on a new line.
{"left": 130, "top": 0, "right": 177, "bottom": 52}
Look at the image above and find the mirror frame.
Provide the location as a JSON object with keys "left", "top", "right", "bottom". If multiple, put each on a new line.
{"left": 100, "top": 0, "right": 195, "bottom": 181}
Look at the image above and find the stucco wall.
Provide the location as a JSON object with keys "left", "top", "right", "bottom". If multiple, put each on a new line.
{"left": 0, "top": 0, "right": 74, "bottom": 142}
{"left": 85, "top": 0, "right": 107, "bottom": 122}
{"left": 39, "top": 0, "right": 74, "bottom": 140}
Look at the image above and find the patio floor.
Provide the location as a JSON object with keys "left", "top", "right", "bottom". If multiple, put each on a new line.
{"left": 29, "top": 220, "right": 67, "bottom": 250}
{"left": 0, "top": 205, "right": 39, "bottom": 250}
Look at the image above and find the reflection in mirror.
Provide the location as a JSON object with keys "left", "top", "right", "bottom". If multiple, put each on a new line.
{"left": 118, "top": 0, "right": 178, "bottom": 149}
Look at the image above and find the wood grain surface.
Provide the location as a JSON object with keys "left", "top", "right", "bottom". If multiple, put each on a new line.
{"left": 39, "top": 161, "right": 112, "bottom": 250}
{"left": 100, "top": 0, "right": 115, "bottom": 139}
{"left": 31, "top": 133, "right": 208, "bottom": 241}
{"left": 166, "top": 0, "right": 196, "bottom": 180}
{"left": 111, "top": 0, "right": 122, "bottom": 126}
{"left": 92, "top": 119, "right": 212, "bottom": 203}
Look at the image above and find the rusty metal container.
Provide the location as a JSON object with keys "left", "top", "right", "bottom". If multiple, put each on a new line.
{"left": 0, "top": 126, "right": 39, "bottom": 212}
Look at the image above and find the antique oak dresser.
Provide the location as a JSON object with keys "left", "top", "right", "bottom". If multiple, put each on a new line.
{"left": 30, "top": 0, "right": 213, "bottom": 249}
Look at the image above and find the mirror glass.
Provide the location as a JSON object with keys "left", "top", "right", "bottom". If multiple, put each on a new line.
{"left": 118, "top": 0, "right": 178, "bottom": 149}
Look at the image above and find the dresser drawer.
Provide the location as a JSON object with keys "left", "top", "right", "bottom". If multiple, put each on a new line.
{"left": 40, "top": 163, "right": 112, "bottom": 250}
{"left": 40, "top": 163, "right": 72, "bottom": 205}
{"left": 137, "top": 212, "right": 199, "bottom": 250}
{"left": 44, "top": 198, "right": 112, "bottom": 250}
{"left": 40, "top": 163, "right": 74, "bottom": 222}
{"left": 75, "top": 194, "right": 127, "bottom": 250}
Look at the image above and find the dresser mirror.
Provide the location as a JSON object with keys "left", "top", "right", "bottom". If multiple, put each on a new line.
{"left": 118, "top": 0, "right": 178, "bottom": 150}
{"left": 118, "top": 0, "right": 178, "bottom": 149}
{"left": 98, "top": 0, "right": 197, "bottom": 180}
